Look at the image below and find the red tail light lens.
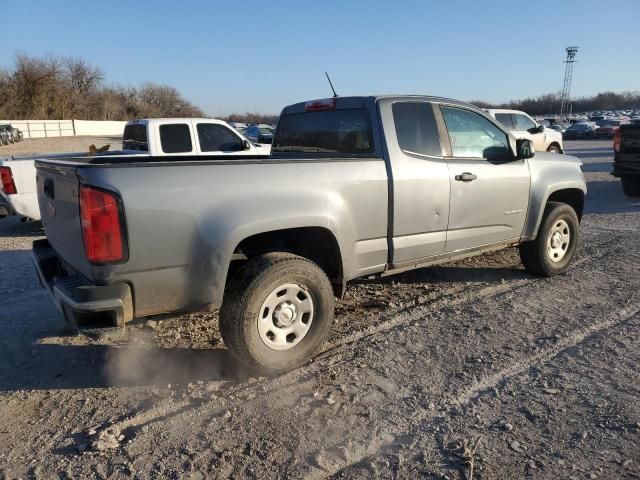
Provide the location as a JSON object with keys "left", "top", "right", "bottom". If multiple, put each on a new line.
{"left": 0, "top": 166, "right": 17, "bottom": 194}
{"left": 304, "top": 98, "right": 336, "bottom": 112}
{"left": 79, "top": 185, "right": 126, "bottom": 264}
{"left": 613, "top": 127, "right": 621, "bottom": 153}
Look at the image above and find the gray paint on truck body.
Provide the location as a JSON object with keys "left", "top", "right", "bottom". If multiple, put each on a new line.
{"left": 36, "top": 95, "right": 586, "bottom": 320}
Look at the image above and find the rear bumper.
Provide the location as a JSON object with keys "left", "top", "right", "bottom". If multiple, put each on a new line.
{"left": 32, "top": 239, "right": 133, "bottom": 332}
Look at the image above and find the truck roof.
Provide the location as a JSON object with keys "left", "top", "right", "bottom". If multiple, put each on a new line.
{"left": 280, "top": 95, "right": 480, "bottom": 115}
{"left": 127, "top": 118, "right": 228, "bottom": 124}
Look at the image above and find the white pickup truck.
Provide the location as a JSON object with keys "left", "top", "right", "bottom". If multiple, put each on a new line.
{"left": 0, "top": 118, "right": 267, "bottom": 221}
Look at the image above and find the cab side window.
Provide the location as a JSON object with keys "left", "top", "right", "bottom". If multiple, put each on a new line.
{"left": 160, "top": 124, "right": 193, "bottom": 153}
{"left": 441, "top": 106, "right": 510, "bottom": 162}
{"left": 392, "top": 102, "right": 442, "bottom": 156}
{"left": 514, "top": 114, "right": 537, "bottom": 132}
{"left": 494, "top": 113, "right": 515, "bottom": 131}
{"left": 197, "top": 124, "right": 243, "bottom": 152}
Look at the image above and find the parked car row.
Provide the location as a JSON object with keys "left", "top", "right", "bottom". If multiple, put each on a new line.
{"left": 0, "top": 124, "right": 24, "bottom": 145}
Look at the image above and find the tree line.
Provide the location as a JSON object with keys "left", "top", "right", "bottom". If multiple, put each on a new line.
{"left": 472, "top": 91, "right": 640, "bottom": 116}
{"left": 0, "top": 55, "right": 203, "bottom": 120}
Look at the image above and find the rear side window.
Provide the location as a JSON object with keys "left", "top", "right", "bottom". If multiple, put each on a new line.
{"left": 123, "top": 124, "right": 148, "bottom": 151}
{"left": 197, "top": 124, "right": 243, "bottom": 152}
{"left": 392, "top": 102, "right": 442, "bottom": 156}
{"left": 273, "top": 109, "right": 374, "bottom": 154}
{"left": 160, "top": 124, "right": 192, "bottom": 153}
{"left": 494, "top": 113, "right": 515, "bottom": 131}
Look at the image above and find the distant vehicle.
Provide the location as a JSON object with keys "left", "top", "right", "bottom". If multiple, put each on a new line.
{"left": 0, "top": 124, "right": 23, "bottom": 143}
{"left": 0, "top": 118, "right": 268, "bottom": 221}
{"left": 244, "top": 124, "right": 274, "bottom": 144}
{"left": 485, "top": 109, "right": 564, "bottom": 153}
{"left": 595, "top": 119, "right": 625, "bottom": 139}
{"left": 0, "top": 129, "right": 10, "bottom": 146}
{"left": 563, "top": 122, "right": 598, "bottom": 140}
{"left": 547, "top": 124, "right": 567, "bottom": 134}
{"left": 228, "top": 122, "right": 248, "bottom": 133}
{"left": 612, "top": 124, "right": 640, "bottom": 196}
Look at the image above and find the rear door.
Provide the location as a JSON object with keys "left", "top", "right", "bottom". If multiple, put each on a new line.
{"left": 439, "top": 105, "right": 530, "bottom": 252}
{"left": 379, "top": 98, "right": 450, "bottom": 264}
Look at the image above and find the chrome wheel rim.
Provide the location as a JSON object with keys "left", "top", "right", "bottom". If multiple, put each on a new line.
{"left": 547, "top": 219, "right": 571, "bottom": 263}
{"left": 257, "top": 283, "right": 314, "bottom": 351}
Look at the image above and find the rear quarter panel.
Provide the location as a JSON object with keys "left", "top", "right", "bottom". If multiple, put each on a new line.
{"left": 77, "top": 159, "right": 388, "bottom": 316}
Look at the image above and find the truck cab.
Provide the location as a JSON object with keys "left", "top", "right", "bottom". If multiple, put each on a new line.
{"left": 123, "top": 118, "right": 269, "bottom": 156}
{"left": 485, "top": 108, "right": 564, "bottom": 153}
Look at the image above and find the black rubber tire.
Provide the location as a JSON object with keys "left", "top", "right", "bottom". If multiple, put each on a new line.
{"left": 219, "top": 252, "right": 335, "bottom": 373}
{"left": 519, "top": 202, "right": 580, "bottom": 277}
{"left": 621, "top": 177, "right": 640, "bottom": 198}
{"left": 546, "top": 144, "right": 561, "bottom": 153}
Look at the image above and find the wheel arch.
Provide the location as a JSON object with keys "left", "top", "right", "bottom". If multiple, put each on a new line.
{"left": 526, "top": 187, "right": 585, "bottom": 241}
{"left": 228, "top": 226, "right": 345, "bottom": 298}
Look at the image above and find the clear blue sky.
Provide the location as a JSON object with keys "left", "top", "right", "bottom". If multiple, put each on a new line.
{"left": 4, "top": 0, "right": 639, "bottom": 116}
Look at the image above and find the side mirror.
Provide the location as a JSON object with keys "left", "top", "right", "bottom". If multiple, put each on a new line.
{"left": 242, "top": 139, "right": 251, "bottom": 150}
{"left": 515, "top": 138, "right": 535, "bottom": 160}
{"left": 537, "top": 124, "right": 544, "bottom": 133}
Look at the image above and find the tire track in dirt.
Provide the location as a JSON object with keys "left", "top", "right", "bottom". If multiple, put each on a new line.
{"left": 101, "top": 227, "right": 626, "bottom": 458}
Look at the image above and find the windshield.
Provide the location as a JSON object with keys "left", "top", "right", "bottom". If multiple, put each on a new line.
{"left": 273, "top": 108, "right": 374, "bottom": 154}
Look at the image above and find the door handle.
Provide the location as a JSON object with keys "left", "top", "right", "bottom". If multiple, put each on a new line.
{"left": 455, "top": 172, "right": 477, "bottom": 182}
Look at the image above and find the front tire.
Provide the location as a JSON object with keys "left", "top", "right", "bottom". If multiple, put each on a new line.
{"left": 519, "top": 202, "right": 580, "bottom": 277}
{"left": 621, "top": 176, "right": 640, "bottom": 197}
{"left": 546, "top": 144, "right": 561, "bottom": 153}
{"left": 219, "top": 252, "right": 335, "bottom": 373}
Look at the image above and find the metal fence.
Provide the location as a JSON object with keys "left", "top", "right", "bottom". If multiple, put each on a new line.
{"left": 0, "top": 120, "right": 126, "bottom": 139}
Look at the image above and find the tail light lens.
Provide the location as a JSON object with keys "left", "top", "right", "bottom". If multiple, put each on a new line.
{"left": 0, "top": 166, "right": 17, "bottom": 194}
{"left": 613, "top": 127, "right": 621, "bottom": 153}
{"left": 79, "top": 185, "right": 126, "bottom": 264}
{"left": 305, "top": 98, "right": 336, "bottom": 112}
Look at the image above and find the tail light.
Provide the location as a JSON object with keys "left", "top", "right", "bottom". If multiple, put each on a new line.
{"left": 0, "top": 166, "right": 17, "bottom": 194}
{"left": 613, "top": 127, "right": 621, "bottom": 153}
{"left": 305, "top": 98, "right": 336, "bottom": 112}
{"left": 79, "top": 185, "right": 127, "bottom": 264}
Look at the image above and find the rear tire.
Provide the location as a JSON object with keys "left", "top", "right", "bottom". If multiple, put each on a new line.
{"left": 519, "top": 202, "right": 580, "bottom": 277}
{"left": 621, "top": 177, "right": 640, "bottom": 197}
{"left": 219, "top": 252, "right": 335, "bottom": 373}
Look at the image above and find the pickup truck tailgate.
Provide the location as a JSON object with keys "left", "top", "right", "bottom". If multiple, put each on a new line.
{"left": 36, "top": 162, "right": 89, "bottom": 276}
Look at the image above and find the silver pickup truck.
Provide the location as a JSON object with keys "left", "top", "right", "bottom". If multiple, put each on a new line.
{"left": 33, "top": 95, "right": 586, "bottom": 372}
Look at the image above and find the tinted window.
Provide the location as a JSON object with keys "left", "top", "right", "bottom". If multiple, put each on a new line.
{"left": 273, "top": 108, "right": 374, "bottom": 154}
{"left": 514, "top": 114, "right": 536, "bottom": 131}
{"left": 392, "top": 102, "right": 442, "bottom": 156}
{"left": 123, "top": 124, "right": 148, "bottom": 151}
{"left": 494, "top": 113, "right": 515, "bottom": 131}
{"left": 160, "top": 124, "right": 192, "bottom": 153}
{"left": 441, "top": 106, "right": 510, "bottom": 161}
{"left": 197, "top": 124, "right": 243, "bottom": 152}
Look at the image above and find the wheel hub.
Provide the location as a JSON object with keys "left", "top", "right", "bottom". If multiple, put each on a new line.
{"left": 257, "top": 283, "right": 314, "bottom": 351}
{"left": 274, "top": 302, "right": 297, "bottom": 327}
{"left": 547, "top": 219, "right": 571, "bottom": 263}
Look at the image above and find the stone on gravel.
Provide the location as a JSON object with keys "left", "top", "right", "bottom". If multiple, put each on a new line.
{"left": 509, "top": 440, "right": 524, "bottom": 453}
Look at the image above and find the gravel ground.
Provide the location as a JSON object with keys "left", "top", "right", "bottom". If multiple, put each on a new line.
{"left": 0, "top": 140, "right": 639, "bottom": 479}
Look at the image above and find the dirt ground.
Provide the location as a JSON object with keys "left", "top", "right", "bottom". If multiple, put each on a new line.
{"left": 0, "top": 139, "right": 638, "bottom": 479}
